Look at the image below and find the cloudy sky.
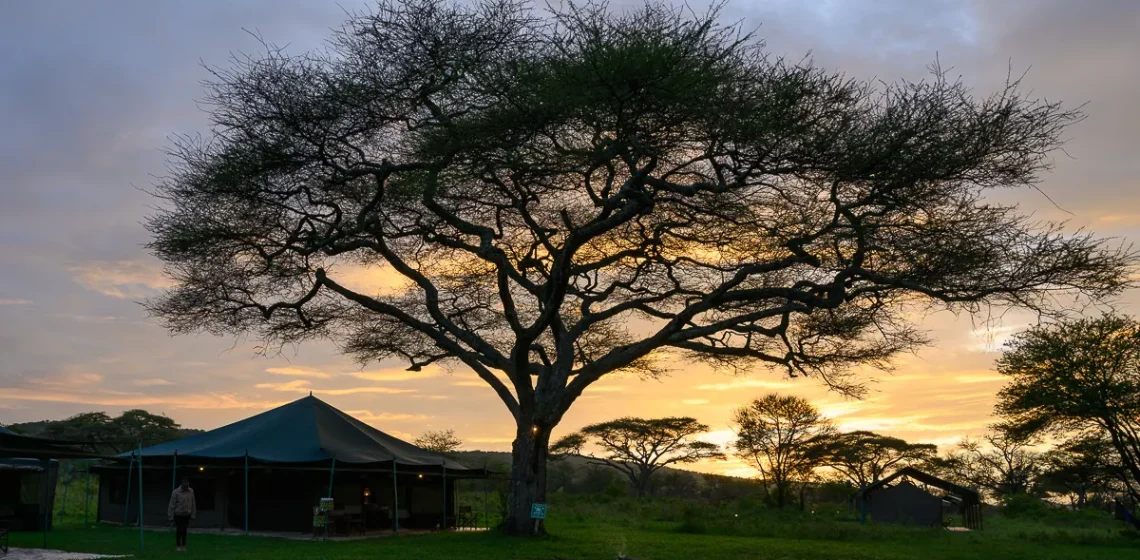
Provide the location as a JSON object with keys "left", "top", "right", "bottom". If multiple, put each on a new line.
{"left": 1, "top": 0, "right": 1138, "bottom": 476}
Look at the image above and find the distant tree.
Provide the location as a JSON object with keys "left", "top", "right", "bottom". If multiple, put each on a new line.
{"left": 144, "top": 0, "right": 1133, "bottom": 534}
{"left": 815, "top": 430, "right": 937, "bottom": 488}
{"left": 943, "top": 431, "right": 1039, "bottom": 500}
{"left": 551, "top": 417, "right": 725, "bottom": 498}
{"left": 112, "top": 409, "right": 184, "bottom": 451}
{"left": 1037, "top": 433, "right": 1119, "bottom": 509}
{"left": 732, "top": 394, "right": 834, "bottom": 507}
{"left": 415, "top": 429, "right": 464, "bottom": 454}
{"left": 995, "top": 314, "right": 1140, "bottom": 506}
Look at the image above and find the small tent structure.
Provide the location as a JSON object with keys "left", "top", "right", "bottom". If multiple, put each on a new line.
{"left": 855, "top": 467, "right": 983, "bottom": 530}
{"left": 1, "top": 426, "right": 106, "bottom": 547}
{"left": 95, "top": 395, "right": 487, "bottom": 534}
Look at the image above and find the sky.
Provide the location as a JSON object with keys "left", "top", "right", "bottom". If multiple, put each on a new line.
{"left": 1, "top": 0, "right": 1138, "bottom": 477}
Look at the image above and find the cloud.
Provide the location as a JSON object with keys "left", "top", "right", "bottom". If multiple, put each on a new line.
{"left": 350, "top": 367, "right": 441, "bottom": 382}
{"left": 68, "top": 259, "right": 173, "bottom": 299}
{"left": 694, "top": 378, "right": 797, "bottom": 391}
{"left": 0, "top": 298, "right": 33, "bottom": 305}
{"left": 29, "top": 372, "right": 104, "bottom": 387}
{"left": 133, "top": 378, "right": 173, "bottom": 387}
{"left": 0, "top": 387, "right": 284, "bottom": 410}
{"left": 344, "top": 410, "right": 430, "bottom": 423}
{"left": 681, "top": 399, "right": 710, "bottom": 406}
{"left": 265, "top": 366, "right": 331, "bottom": 379}
{"left": 255, "top": 379, "right": 415, "bottom": 396}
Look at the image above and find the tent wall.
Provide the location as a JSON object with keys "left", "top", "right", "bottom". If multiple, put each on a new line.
{"left": 97, "top": 469, "right": 227, "bottom": 530}
{"left": 0, "top": 462, "right": 58, "bottom": 531}
{"left": 867, "top": 481, "right": 943, "bottom": 527}
{"left": 97, "top": 465, "right": 458, "bottom": 533}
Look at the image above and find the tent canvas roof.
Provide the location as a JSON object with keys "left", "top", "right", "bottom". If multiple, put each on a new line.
{"left": 0, "top": 427, "right": 106, "bottom": 459}
{"left": 857, "top": 466, "right": 981, "bottom": 504}
{"left": 120, "top": 395, "right": 474, "bottom": 470}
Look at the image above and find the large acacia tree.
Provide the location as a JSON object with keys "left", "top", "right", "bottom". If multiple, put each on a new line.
{"left": 146, "top": 0, "right": 1132, "bottom": 534}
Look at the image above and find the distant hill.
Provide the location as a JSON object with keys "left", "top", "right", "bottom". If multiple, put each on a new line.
{"left": 451, "top": 450, "right": 763, "bottom": 501}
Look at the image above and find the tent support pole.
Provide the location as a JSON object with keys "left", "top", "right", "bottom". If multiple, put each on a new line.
{"left": 392, "top": 462, "right": 399, "bottom": 535}
{"left": 123, "top": 456, "right": 134, "bottom": 525}
{"left": 83, "top": 460, "right": 91, "bottom": 528}
{"left": 137, "top": 440, "right": 144, "bottom": 556}
{"left": 59, "top": 462, "right": 71, "bottom": 522}
{"left": 172, "top": 451, "right": 178, "bottom": 491}
{"left": 244, "top": 451, "right": 249, "bottom": 536}
{"left": 441, "top": 461, "right": 447, "bottom": 532}
{"left": 482, "top": 463, "right": 489, "bottom": 530}
{"left": 325, "top": 456, "right": 336, "bottom": 540}
{"left": 41, "top": 458, "right": 50, "bottom": 548}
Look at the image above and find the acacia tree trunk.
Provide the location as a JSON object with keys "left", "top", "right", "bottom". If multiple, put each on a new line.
{"left": 504, "top": 418, "right": 551, "bottom": 535}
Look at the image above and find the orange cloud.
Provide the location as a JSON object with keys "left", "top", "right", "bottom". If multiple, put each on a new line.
{"left": 255, "top": 379, "right": 415, "bottom": 396}
{"left": 265, "top": 366, "right": 331, "bottom": 379}
{"left": 344, "top": 410, "right": 430, "bottom": 423}
{"left": 68, "top": 259, "right": 174, "bottom": 299}
{"left": 0, "top": 387, "right": 284, "bottom": 410}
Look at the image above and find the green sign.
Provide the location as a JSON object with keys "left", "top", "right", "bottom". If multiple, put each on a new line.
{"left": 530, "top": 503, "right": 547, "bottom": 520}
{"left": 312, "top": 515, "right": 327, "bottom": 528}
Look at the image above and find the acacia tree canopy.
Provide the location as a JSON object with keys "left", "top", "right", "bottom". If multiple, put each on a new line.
{"left": 551, "top": 416, "right": 725, "bottom": 497}
{"left": 145, "top": 0, "right": 1133, "bottom": 534}
{"left": 732, "top": 393, "right": 833, "bottom": 507}
{"left": 996, "top": 314, "right": 1140, "bottom": 505}
{"left": 815, "top": 430, "right": 936, "bottom": 488}
{"left": 415, "top": 428, "right": 464, "bottom": 454}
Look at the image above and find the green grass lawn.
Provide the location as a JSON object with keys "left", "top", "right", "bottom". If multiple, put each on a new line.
{"left": 13, "top": 493, "right": 1140, "bottom": 559}
{"left": 10, "top": 516, "right": 1139, "bottom": 560}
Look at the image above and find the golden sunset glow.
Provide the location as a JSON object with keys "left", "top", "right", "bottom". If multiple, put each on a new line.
{"left": 2, "top": 0, "right": 1138, "bottom": 485}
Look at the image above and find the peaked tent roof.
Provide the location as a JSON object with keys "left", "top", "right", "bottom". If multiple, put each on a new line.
{"left": 122, "top": 395, "right": 473, "bottom": 470}
{"left": 857, "top": 466, "right": 981, "bottom": 504}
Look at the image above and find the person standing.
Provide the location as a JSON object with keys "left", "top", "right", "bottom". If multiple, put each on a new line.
{"left": 167, "top": 478, "right": 196, "bottom": 552}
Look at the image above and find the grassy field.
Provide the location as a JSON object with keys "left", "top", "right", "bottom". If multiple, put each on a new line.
{"left": 11, "top": 496, "right": 1140, "bottom": 559}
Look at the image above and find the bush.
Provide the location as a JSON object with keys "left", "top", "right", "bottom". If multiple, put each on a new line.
{"left": 1001, "top": 493, "right": 1050, "bottom": 519}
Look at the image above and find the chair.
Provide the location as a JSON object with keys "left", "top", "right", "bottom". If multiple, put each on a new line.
{"left": 455, "top": 505, "right": 477, "bottom": 530}
{"left": 344, "top": 505, "right": 366, "bottom": 536}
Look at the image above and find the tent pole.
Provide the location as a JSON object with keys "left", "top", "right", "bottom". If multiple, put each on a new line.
{"left": 137, "top": 440, "right": 144, "bottom": 556}
{"left": 83, "top": 460, "right": 91, "bottom": 528}
{"left": 482, "top": 462, "right": 489, "bottom": 530}
{"left": 392, "top": 461, "right": 399, "bottom": 535}
{"left": 59, "top": 462, "right": 71, "bottom": 522}
{"left": 244, "top": 451, "right": 249, "bottom": 536}
{"left": 441, "top": 461, "right": 447, "bottom": 532}
{"left": 172, "top": 451, "right": 178, "bottom": 491}
{"left": 41, "top": 458, "right": 50, "bottom": 548}
{"left": 123, "top": 456, "right": 134, "bottom": 525}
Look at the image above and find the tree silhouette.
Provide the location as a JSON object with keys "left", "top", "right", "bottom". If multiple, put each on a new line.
{"left": 732, "top": 394, "right": 833, "bottom": 507}
{"left": 815, "top": 430, "right": 936, "bottom": 488}
{"left": 996, "top": 314, "right": 1140, "bottom": 506}
{"left": 551, "top": 417, "right": 725, "bottom": 497}
{"left": 414, "top": 428, "right": 464, "bottom": 454}
{"left": 145, "top": 0, "right": 1133, "bottom": 534}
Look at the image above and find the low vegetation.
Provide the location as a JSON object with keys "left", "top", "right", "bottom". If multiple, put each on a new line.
{"left": 12, "top": 494, "right": 1139, "bottom": 560}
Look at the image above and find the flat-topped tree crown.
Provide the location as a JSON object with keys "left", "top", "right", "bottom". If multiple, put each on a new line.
{"left": 146, "top": 0, "right": 1133, "bottom": 534}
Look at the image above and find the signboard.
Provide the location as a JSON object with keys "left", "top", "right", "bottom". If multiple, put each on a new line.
{"left": 319, "top": 497, "right": 334, "bottom": 512}
{"left": 312, "top": 515, "right": 327, "bottom": 528}
{"left": 530, "top": 503, "right": 547, "bottom": 520}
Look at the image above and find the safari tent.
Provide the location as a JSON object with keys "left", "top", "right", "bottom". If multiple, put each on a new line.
{"left": 855, "top": 467, "right": 983, "bottom": 530}
{"left": 94, "top": 395, "right": 487, "bottom": 534}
